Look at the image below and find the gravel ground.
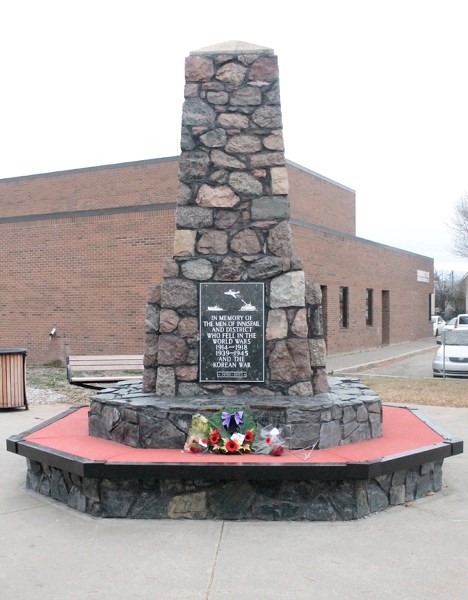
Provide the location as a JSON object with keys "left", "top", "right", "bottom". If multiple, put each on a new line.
{"left": 25, "top": 367, "right": 95, "bottom": 406}
{"left": 26, "top": 386, "right": 93, "bottom": 406}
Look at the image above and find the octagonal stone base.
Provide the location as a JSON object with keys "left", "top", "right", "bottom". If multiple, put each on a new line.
{"left": 88, "top": 377, "right": 382, "bottom": 450}
{"left": 26, "top": 458, "right": 443, "bottom": 520}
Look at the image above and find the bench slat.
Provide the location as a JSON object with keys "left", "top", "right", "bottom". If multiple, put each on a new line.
{"left": 69, "top": 356, "right": 142, "bottom": 364}
{"left": 69, "top": 364, "right": 142, "bottom": 371}
{"left": 70, "top": 376, "right": 142, "bottom": 382}
{"left": 67, "top": 354, "right": 144, "bottom": 389}
{"left": 68, "top": 355, "right": 143, "bottom": 362}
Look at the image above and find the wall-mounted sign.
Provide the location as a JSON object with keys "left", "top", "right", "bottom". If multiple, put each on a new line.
{"left": 199, "top": 282, "right": 264, "bottom": 382}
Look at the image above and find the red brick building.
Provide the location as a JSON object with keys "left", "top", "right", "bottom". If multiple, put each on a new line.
{"left": 0, "top": 157, "right": 434, "bottom": 364}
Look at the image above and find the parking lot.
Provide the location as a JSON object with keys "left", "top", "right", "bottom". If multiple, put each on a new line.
{"left": 328, "top": 336, "right": 468, "bottom": 381}
{"left": 327, "top": 337, "right": 438, "bottom": 379}
{"left": 357, "top": 347, "right": 436, "bottom": 378}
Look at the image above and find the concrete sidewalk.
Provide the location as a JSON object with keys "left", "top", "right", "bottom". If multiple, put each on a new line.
{"left": 326, "top": 337, "right": 436, "bottom": 373}
{"left": 1, "top": 397, "right": 467, "bottom": 599}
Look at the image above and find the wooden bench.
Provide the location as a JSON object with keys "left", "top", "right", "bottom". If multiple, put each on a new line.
{"left": 66, "top": 355, "right": 144, "bottom": 390}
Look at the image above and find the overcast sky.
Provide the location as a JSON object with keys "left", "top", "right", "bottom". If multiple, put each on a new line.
{"left": 2, "top": 0, "right": 467, "bottom": 275}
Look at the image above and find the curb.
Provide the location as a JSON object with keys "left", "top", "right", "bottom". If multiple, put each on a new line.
{"left": 328, "top": 345, "right": 435, "bottom": 375}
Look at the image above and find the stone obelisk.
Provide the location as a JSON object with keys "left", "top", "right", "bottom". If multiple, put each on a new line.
{"left": 143, "top": 40, "right": 328, "bottom": 398}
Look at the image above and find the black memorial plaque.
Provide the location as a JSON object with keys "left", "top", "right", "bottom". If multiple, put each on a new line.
{"left": 199, "top": 282, "right": 264, "bottom": 382}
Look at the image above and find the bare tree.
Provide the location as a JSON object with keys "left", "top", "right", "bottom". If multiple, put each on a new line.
{"left": 434, "top": 270, "right": 465, "bottom": 318}
{"left": 451, "top": 192, "right": 468, "bottom": 258}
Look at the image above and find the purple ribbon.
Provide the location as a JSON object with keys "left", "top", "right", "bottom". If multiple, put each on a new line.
{"left": 221, "top": 410, "right": 243, "bottom": 428}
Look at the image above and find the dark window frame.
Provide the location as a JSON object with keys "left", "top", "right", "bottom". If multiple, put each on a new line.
{"left": 339, "top": 286, "right": 349, "bottom": 329}
{"left": 366, "top": 288, "right": 373, "bottom": 326}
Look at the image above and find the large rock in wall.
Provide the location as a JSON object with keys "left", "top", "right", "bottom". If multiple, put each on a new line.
{"left": 143, "top": 41, "right": 328, "bottom": 397}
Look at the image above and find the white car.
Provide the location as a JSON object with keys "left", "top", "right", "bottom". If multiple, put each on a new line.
{"left": 453, "top": 314, "right": 468, "bottom": 329}
{"left": 433, "top": 329, "right": 468, "bottom": 377}
{"left": 443, "top": 317, "right": 457, "bottom": 332}
{"left": 431, "top": 316, "right": 445, "bottom": 336}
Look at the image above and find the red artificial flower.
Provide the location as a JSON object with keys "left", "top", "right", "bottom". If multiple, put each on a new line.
{"left": 244, "top": 429, "right": 254, "bottom": 443}
{"left": 209, "top": 429, "right": 220, "bottom": 444}
{"left": 271, "top": 445, "right": 284, "bottom": 456}
{"left": 225, "top": 438, "right": 240, "bottom": 453}
{"left": 190, "top": 445, "right": 200, "bottom": 454}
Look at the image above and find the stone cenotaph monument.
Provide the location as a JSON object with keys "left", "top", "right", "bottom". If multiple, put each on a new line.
{"left": 89, "top": 41, "right": 382, "bottom": 450}
{"left": 14, "top": 42, "right": 458, "bottom": 523}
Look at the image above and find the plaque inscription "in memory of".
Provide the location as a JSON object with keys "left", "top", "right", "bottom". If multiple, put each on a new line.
{"left": 199, "top": 282, "right": 264, "bottom": 383}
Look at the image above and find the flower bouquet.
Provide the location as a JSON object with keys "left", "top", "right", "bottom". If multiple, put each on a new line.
{"left": 207, "top": 408, "right": 256, "bottom": 454}
{"left": 252, "top": 425, "right": 286, "bottom": 456}
{"left": 184, "top": 413, "right": 210, "bottom": 453}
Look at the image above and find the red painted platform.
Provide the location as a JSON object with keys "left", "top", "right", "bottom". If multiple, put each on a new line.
{"left": 27, "top": 405, "right": 443, "bottom": 463}
{"left": 8, "top": 404, "right": 460, "bottom": 469}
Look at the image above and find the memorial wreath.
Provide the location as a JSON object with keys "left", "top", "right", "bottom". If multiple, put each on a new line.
{"left": 184, "top": 409, "right": 286, "bottom": 455}
{"left": 185, "top": 408, "right": 256, "bottom": 454}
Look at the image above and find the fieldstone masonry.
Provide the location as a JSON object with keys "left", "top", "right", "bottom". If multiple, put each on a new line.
{"left": 142, "top": 41, "right": 329, "bottom": 398}
{"left": 26, "top": 457, "right": 443, "bottom": 520}
{"left": 89, "top": 376, "right": 382, "bottom": 449}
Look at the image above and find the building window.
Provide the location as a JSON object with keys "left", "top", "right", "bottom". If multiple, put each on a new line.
{"left": 417, "top": 270, "right": 430, "bottom": 282}
{"left": 321, "top": 285, "right": 328, "bottom": 341}
{"left": 339, "top": 286, "right": 349, "bottom": 328}
{"left": 366, "top": 288, "right": 373, "bottom": 326}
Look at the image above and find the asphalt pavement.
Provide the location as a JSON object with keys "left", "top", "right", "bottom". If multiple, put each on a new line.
{"left": 1, "top": 338, "right": 467, "bottom": 600}
{"left": 327, "top": 337, "right": 437, "bottom": 377}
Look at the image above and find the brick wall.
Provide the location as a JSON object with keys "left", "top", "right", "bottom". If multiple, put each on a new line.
{"left": 288, "top": 161, "right": 356, "bottom": 235}
{"left": 0, "top": 157, "right": 178, "bottom": 217}
{"left": 0, "top": 206, "right": 175, "bottom": 364}
{"left": 1, "top": 158, "right": 182, "bottom": 363}
{"left": 292, "top": 224, "right": 434, "bottom": 354}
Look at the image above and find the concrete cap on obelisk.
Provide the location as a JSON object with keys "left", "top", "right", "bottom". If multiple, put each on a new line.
{"left": 190, "top": 40, "right": 274, "bottom": 56}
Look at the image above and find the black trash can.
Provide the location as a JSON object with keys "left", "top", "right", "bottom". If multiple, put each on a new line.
{"left": 0, "top": 348, "right": 28, "bottom": 409}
